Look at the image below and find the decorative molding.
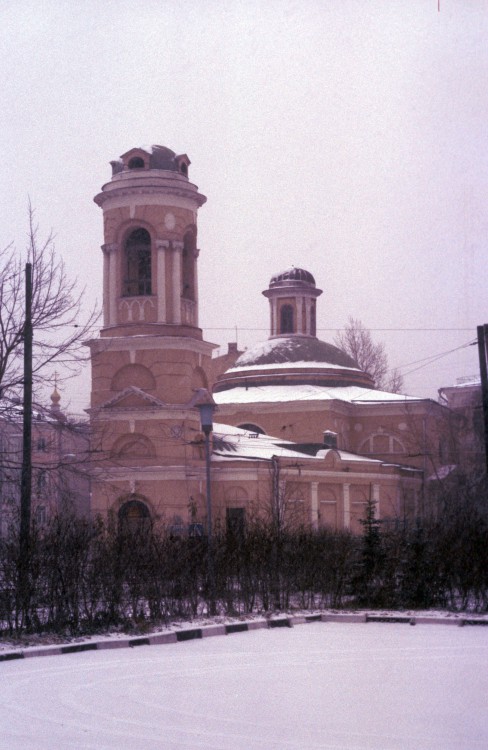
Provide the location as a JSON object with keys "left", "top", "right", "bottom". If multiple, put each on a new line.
{"left": 94, "top": 185, "right": 207, "bottom": 209}
{"left": 119, "top": 297, "right": 155, "bottom": 322}
{"left": 87, "top": 335, "right": 217, "bottom": 356}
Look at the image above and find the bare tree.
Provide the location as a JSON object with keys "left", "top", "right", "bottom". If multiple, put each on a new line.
{"left": 335, "top": 317, "right": 404, "bottom": 393}
{"left": 0, "top": 205, "right": 99, "bottom": 406}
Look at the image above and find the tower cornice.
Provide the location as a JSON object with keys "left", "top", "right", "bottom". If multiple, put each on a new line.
{"left": 94, "top": 181, "right": 206, "bottom": 208}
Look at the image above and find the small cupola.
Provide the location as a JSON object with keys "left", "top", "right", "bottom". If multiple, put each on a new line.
{"left": 263, "top": 266, "right": 323, "bottom": 338}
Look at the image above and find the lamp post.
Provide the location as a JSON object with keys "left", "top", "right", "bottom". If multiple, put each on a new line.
{"left": 193, "top": 389, "right": 217, "bottom": 614}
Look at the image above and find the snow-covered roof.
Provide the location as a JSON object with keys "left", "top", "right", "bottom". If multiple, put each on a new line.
{"left": 213, "top": 384, "right": 423, "bottom": 406}
{"left": 450, "top": 376, "right": 481, "bottom": 389}
{"left": 211, "top": 422, "right": 383, "bottom": 464}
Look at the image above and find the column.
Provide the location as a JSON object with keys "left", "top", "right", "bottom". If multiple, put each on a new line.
{"left": 103, "top": 243, "right": 118, "bottom": 326}
{"left": 194, "top": 247, "right": 200, "bottom": 327}
{"left": 101, "top": 245, "right": 110, "bottom": 327}
{"left": 372, "top": 483, "right": 380, "bottom": 517}
{"left": 156, "top": 240, "right": 169, "bottom": 323}
{"left": 311, "top": 482, "right": 319, "bottom": 530}
{"left": 172, "top": 241, "right": 183, "bottom": 324}
{"left": 305, "top": 298, "right": 312, "bottom": 336}
{"left": 296, "top": 296, "right": 303, "bottom": 335}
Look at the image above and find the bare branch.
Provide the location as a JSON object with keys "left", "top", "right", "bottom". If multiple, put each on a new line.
{"left": 335, "top": 317, "right": 404, "bottom": 393}
{"left": 0, "top": 205, "right": 100, "bottom": 405}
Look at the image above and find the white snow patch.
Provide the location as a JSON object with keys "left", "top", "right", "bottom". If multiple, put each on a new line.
{"left": 214, "top": 384, "right": 423, "bottom": 406}
{"left": 1, "top": 622, "right": 487, "bottom": 749}
{"left": 229, "top": 360, "right": 360, "bottom": 373}
{"left": 211, "top": 423, "right": 383, "bottom": 463}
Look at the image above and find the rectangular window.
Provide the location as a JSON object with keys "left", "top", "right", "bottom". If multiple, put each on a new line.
{"left": 36, "top": 436, "right": 47, "bottom": 452}
{"left": 226, "top": 507, "right": 245, "bottom": 537}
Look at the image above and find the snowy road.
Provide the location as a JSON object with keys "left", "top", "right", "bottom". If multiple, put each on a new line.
{"left": 1, "top": 623, "right": 487, "bottom": 749}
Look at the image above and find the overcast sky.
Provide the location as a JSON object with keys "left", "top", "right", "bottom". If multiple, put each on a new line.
{"left": 1, "top": 0, "right": 487, "bottom": 413}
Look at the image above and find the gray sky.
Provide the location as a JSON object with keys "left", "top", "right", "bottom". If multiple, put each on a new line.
{"left": 1, "top": 0, "right": 487, "bottom": 413}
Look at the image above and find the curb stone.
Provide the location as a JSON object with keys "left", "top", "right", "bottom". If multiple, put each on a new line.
{"left": 1, "top": 613, "right": 486, "bottom": 662}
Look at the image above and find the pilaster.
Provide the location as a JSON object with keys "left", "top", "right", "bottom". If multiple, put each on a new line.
{"left": 343, "top": 483, "right": 350, "bottom": 530}
{"left": 156, "top": 240, "right": 170, "bottom": 322}
{"left": 102, "top": 243, "right": 118, "bottom": 326}
{"left": 172, "top": 241, "right": 183, "bottom": 324}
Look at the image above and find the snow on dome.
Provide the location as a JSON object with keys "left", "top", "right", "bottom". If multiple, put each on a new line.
{"left": 231, "top": 336, "right": 358, "bottom": 370}
{"left": 269, "top": 267, "right": 316, "bottom": 287}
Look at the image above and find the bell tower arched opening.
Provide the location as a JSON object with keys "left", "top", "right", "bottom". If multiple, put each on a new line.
{"left": 123, "top": 228, "right": 152, "bottom": 297}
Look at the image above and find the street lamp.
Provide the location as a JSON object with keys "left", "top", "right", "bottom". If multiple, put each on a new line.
{"left": 193, "top": 389, "right": 217, "bottom": 613}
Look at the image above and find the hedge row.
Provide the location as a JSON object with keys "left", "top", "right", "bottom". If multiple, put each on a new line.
{"left": 1, "top": 482, "right": 488, "bottom": 635}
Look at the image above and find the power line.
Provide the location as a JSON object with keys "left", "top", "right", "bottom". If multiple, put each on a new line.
{"left": 203, "top": 326, "right": 478, "bottom": 333}
{"left": 400, "top": 341, "right": 475, "bottom": 377}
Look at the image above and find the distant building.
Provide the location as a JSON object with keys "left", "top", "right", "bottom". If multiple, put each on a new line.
{"left": 87, "top": 145, "right": 455, "bottom": 533}
{"left": 438, "top": 376, "right": 484, "bottom": 473}
{"left": 0, "top": 389, "right": 90, "bottom": 536}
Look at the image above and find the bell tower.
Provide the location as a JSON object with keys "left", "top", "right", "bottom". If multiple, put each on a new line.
{"left": 94, "top": 145, "right": 206, "bottom": 337}
{"left": 88, "top": 145, "right": 216, "bottom": 523}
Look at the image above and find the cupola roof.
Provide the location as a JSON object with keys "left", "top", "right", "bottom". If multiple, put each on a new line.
{"left": 232, "top": 336, "right": 357, "bottom": 369}
{"left": 110, "top": 145, "right": 191, "bottom": 176}
{"left": 269, "top": 267, "right": 316, "bottom": 288}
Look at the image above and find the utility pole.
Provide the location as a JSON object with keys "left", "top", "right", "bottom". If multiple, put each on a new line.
{"left": 477, "top": 324, "right": 488, "bottom": 475}
{"left": 19, "top": 262, "right": 33, "bottom": 620}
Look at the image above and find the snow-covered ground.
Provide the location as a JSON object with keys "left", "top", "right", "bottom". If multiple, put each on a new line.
{"left": 1, "top": 622, "right": 487, "bottom": 750}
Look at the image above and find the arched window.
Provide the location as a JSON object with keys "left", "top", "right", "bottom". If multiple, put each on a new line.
{"left": 111, "top": 363, "right": 156, "bottom": 391}
{"left": 280, "top": 304, "right": 294, "bottom": 334}
{"left": 128, "top": 157, "right": 145, "bottom": 169}
{"left": 123, "top": 228, "right": 152, "bottom": 296}
{"left": 359, "top": 433, "right": 406, "bottom": 456}
{"left": 182, "top": 230, "right": 196, "bottom": 301}
{"left": 111, "top": 433, "right": 156, "bottom": 459}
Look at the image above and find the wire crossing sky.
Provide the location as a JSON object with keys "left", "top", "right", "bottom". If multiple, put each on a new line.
{"left": 0, "top": 0, "right": 486, "bottom": 412}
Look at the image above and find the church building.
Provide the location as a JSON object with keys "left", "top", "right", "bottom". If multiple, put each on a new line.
{"left": 87, "top": 145, "right": 452, "bottom": 534}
